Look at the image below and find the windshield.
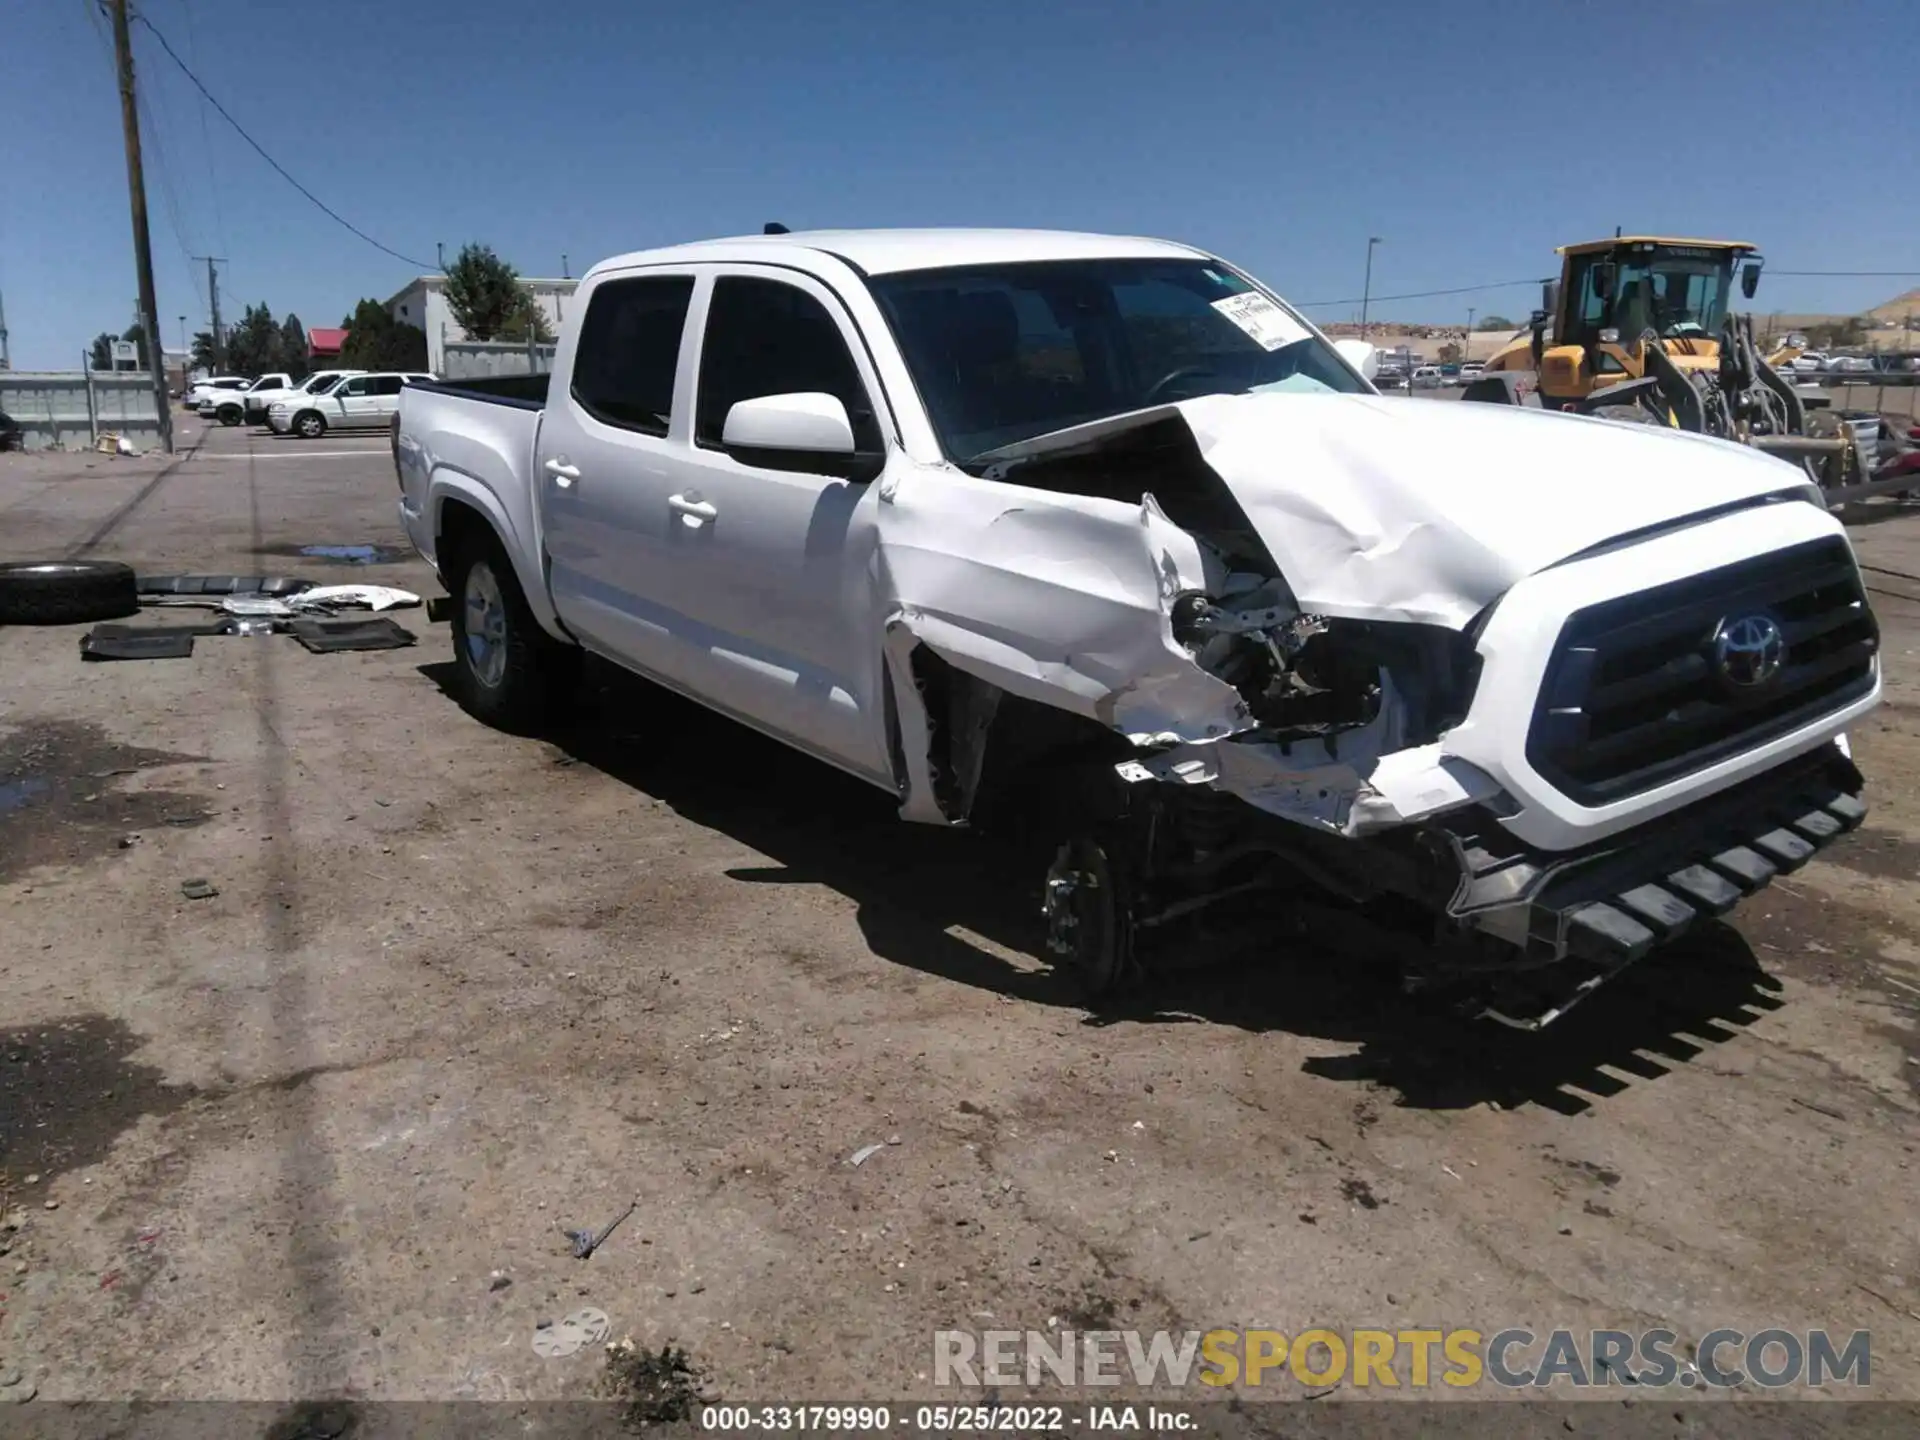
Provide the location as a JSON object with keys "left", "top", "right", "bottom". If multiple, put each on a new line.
{"left": 1570, "top": 246, "right": 1737, "bottom": 345}
{"left": 868, "top": 259, "right": 1366, "bottom": 464}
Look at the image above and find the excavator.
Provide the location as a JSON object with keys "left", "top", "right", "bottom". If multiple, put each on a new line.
{"left": 1465, "top": 235, "right": 1875, "bottom": 495}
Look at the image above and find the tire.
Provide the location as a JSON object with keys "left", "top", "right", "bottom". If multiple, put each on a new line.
{"left": 0, "top": 561, "right": 141, "bottom": 626}
{"left": 294, "top": 411, "right": 327, "bottom": 439}
{"left": 1042, "top": 832, "right": 1139, "bottom": 1001}
{"left": 445, "top": 535, "right": 578, "bottom": 734}
{"left": 217, "top": 405, "right": 242, "bottom": 426}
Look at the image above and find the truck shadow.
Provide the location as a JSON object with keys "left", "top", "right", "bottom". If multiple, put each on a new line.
{"left": 427, "top": 659, "right": 1788, "bottom": 1116}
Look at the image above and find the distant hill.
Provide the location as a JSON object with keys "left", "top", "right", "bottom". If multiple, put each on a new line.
{"left": 1868, "top": 288, "right": 1920, "bottom": 325}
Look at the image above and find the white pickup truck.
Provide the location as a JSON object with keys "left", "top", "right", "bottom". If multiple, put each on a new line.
{"left": 395, "top": 228, "right": 1880, "bottom": 1027}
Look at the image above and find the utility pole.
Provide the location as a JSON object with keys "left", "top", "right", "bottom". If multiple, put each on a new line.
{"left": 437, "top": 241, "right": 446, "bottom": 272}
{"left": 108, "top": 0, "right": 174, "bottom": 452}
{"left": 562, "top": 253, "right": 570, "bottom": 280}
{"left": 0, "top": 286, "right": 10, "bottom": 371}
{"left": 1466, "top": 306, "right": 1475, "bottom": 360}
{"left": 1359, "top": 236, "right": 1382, "bottom": 338}
{"left": 194, "top": 256, "right": 226, "bottom": 370}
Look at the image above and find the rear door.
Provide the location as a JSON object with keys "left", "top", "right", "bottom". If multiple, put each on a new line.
{"left": 534, "top": 268, "right": 699, "bottom": 683}
{"left": 638, "top": 267, "right": 892, "bottom": 779}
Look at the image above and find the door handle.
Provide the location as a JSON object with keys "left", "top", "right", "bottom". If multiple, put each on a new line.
{"left": 668, "top": 494, "right": 717, "bottom": 524}
{"left": 544, "top": 458, "right": 580, "bottom": 488}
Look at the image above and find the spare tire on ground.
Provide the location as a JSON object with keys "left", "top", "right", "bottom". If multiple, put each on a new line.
{"left": 0, "top": 561, "right": 141, "bottom": 625}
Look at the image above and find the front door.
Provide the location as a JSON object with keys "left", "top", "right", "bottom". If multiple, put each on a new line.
{"left": 332, "top": 375, "right": 377, "bottom": 428}
{"left": 638, "top": 267, "right": 892, "bottom": 780}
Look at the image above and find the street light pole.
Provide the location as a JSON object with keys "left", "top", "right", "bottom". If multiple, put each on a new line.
{"left": 1466, "top": 306, "right": 1475, "bottom": 359}
{"left": 1359, "top": 236, "right": 1382, "bottom": 338}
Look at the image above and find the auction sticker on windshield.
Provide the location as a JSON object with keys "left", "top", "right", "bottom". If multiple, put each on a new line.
{"left": 1211, "top": 292, "right": 1308, "bottom": 351}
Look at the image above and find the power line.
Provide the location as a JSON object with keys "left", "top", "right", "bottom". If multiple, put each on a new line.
{"left": 1293, "top": 277, "right": 1551, "bottom": 309}
{"left": 1769, "top": 270, "right": 1920, "bottom": 278}
{"left": 129, "top": 7, "right": 435, "bottom": 270}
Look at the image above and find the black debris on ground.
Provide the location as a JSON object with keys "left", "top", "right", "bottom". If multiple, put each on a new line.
{"left": 601, "top": 1341, "right": 706, "bottom": 1429}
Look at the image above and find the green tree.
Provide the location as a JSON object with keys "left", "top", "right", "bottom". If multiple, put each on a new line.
{"left": 190, "top": 330, "right": 220, "bottom": 371}
{"left": 497, "top": 290, "right": 555, "bottom": 345}
{"left": 337, "top": 298, "right": 429, "bottom": 372}
{"left": 444, "top": 242, "right": 544, "bottom": 341}
{"left": 278, "top": 314, "right": 311, "bottom": 380}
{"left": 90, "top": 332, "right": 117, "bottom": 370}
{"left": 121, "top": 323, "right": 151, "bottom": 369}
{"left": 1477, "top": 315, "right": 1515, "bottom": 331}
{"left": 224, "top": 303, "right": 285, "bottom": 376}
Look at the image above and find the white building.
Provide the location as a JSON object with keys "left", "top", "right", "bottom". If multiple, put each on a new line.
{"left": 384, "top": 275, "right": 578, "bottom": 375}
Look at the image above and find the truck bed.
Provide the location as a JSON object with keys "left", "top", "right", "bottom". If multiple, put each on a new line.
{"left": 411, "top": 373, "right": 551, "bottom": 408}
{"left": 395, "top": 378, "right": 549, "bottom": 616}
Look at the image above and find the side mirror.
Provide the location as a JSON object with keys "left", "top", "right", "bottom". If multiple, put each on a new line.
{"left": 1592, "top": 262, "right": 1616, "bottom": 302}
{"left": 1332, "top": 339, "right": 1380, "bottom": 381}
{"left": 721, "top": 392, "right": 881, "bottom": 480}
{"left": 1529, "top": 310, "right": 1550, "bottom": 368}
{"left": 1541, "top": 278, "right": 1561, "bottom": 315}
{"left": 1741, "top": 262, "right": 1761, "bottom": 299}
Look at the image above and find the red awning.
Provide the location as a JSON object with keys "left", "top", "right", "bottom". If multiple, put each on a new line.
{"left": 308, "top": 327, "right": 348, "bottom": 357}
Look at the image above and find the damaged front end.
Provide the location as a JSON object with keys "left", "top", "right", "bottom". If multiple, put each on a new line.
{"left": 878, "top": 397, "right": 1871, "bottom": 1028}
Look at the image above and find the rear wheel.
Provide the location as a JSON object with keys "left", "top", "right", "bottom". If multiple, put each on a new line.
{"left": 445, "top": 536, "right": 578, "bottom": 734}
{"left": 217, "top": 404, "right": 242, "bottom": 426}
{"left": 294, "top": 411, "right": 326, "bottom": 439}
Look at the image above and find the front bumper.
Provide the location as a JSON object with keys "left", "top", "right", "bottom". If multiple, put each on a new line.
{"left": 1433, "top": 741, "right": 1863, "bottom": 1026}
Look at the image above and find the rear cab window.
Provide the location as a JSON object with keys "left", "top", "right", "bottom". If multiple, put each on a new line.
{"left": 571, "top": 275, "right": 696, "bottom": 437}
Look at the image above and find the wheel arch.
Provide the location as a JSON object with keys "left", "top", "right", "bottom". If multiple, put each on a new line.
{"left": 430, "top": 481, "right": 569, "bottom": 643}
{"left": 881, "top": 628, "right": 1132, "bottom": 832}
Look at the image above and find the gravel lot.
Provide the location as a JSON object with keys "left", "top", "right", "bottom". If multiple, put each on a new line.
{"left": 1, "top": 417, "right": 1917, "bottom": 1417}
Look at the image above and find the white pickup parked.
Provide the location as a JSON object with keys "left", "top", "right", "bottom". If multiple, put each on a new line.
{"left": 396, "top": 228, "right": 1880, "bottom": 1027}
{"left": 243, "top": 370, "right": 364, "bottom": 425}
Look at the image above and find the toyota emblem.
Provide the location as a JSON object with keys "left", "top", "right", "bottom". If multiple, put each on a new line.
{"left": 1712, "top": 614, "right": 1786, "bottom": 688}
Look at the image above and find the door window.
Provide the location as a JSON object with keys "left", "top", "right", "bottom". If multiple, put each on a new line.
{"left": 570, "top": 275, "right": 695, "bottom": 437}
{"left": 338, "top": 377, "right": 369, "bottom": 397}
{"left": 695, "top": 277, "right": 880, "bottom": 451}
{"left": 366, "top": 376, "right": 405, "bottom": 396}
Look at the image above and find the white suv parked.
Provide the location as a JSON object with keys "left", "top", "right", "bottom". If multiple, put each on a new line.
{"left": 272, "top": 371, "right": 434, "bottom": 438}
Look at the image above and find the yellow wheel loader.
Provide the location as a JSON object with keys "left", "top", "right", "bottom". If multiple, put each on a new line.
{"left": 1463, "top": 237, "right": 1874, "bottom": 496}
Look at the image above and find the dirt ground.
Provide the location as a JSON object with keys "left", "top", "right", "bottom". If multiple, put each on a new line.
{"left": 1, "top": 418, "right": 1917, "bottom": 1420}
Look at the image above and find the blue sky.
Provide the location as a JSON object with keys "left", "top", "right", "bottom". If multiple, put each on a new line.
{"left": 4, "top": 0, "right": 1913, "bottom": 370}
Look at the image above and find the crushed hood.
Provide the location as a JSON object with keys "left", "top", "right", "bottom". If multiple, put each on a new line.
{"left": 1172, "top": 391, "right": 1813, "bottom": 628}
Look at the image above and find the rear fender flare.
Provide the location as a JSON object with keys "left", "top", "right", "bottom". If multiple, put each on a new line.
{"left": 428, "top": 473, "right": 568, "bottom": 643}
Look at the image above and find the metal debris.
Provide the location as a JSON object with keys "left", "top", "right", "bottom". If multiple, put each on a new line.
{"left": 563, "top": 1199, "right": 637, "bottom": 1260}
{"left": 848, "top": 1144, "right": 885, "bottom": 1168}
{"left": 180, "top": 879, "right": 218, "bottom": 900}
